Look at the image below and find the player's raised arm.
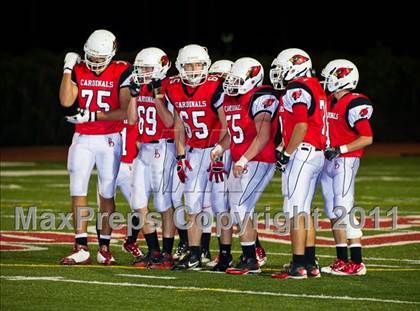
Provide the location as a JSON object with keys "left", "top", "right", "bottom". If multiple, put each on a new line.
{"left": 59, "top": 53, "right": 79, "bottom": 107}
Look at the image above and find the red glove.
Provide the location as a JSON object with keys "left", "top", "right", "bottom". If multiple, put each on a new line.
{"left": 176, "top": 155, "right": 192, "bottom": 183}
{"left": 207, "top": 160, "right": 228, "bottom": 183}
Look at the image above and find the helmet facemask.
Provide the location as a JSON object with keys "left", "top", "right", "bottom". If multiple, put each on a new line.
{"left": 179, "top": 62, "right": 209, "bottom": 87}
{"left": 133, "top": 66, "right": 159, "bottom": 85}
{"left": 223, "top": 73, "right": 244, "bottom": 96}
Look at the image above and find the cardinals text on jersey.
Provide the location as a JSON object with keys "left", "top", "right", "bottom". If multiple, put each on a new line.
{"left": 72, "top": 60, "right": 131, "bottom": 134}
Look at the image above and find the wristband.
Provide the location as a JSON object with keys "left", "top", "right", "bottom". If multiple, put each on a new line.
{"left": 235, "top": 155, "right": 248, "bottom": 168}
{"left": 339, "top": 145, "right": 348, "bottom": 154}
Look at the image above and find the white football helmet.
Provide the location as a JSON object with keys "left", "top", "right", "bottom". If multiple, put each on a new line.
{"left": 133, "top": 47, "right": 171, "bottom": 84}
{"left": 209, "top": 60, "right": 234, "bottom": 77}
{"left": 175, "top": 44, "right": 211, "bottom": 86}
{"left": 84, "top": 29, "right": 116, "bottom": 73}
{"left": 270, "top": 48, "right": 312, "bottom": 90}
{"left": 321, "top": 59, "right": 359, "bottom": 93}
{"left": 223, "top": 57, "right": 264, "bottom": 96}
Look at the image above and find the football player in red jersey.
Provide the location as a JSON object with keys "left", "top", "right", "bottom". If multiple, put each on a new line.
{"left": 319, "top": 59, "right": 372, "bottom": 276}
{"left": 211, "top": 58, "right": 279, "bottom": 274}
{"left": 95, "top": 119, "right": 141, "bottom": 257}
{"left": 270, "top": 49, "right": 327, "bottom": 279}
{"left": 59, "top": 30, "right": 131, "bottom": 265}
{"left": 166, "top": 44, "right": 230, "bottom": 270}
{"left": 116, "top": 119, "right": 142, "bottom": 258}
{"left": 125, "top": 47, "right": 177, "bottom": 269}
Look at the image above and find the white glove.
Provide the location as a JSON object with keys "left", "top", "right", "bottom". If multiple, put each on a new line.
{"left": 63, "top": 52, "right": 81, "bottom": 74}
{"left": 65, "top": 108, "right": 97, "bottom": 124}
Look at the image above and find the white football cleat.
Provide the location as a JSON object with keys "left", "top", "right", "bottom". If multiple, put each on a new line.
{"left": 60, "top": 244, "right": 91, "bottom": 265}
{"left": 97, "top": 245, "right": 116, "bottom": 265}
{"left": 206, "top": 255, "right": 220, "bottom": 268}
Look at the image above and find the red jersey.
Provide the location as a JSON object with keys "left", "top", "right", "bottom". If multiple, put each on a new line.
{"left": 136, "top": 78, "right": 174, "bottom": 143}
{"left": 223, "top": 85, "right": 279, "bottom": 163}
{"left": 327, "top": 92, "right": 373, "bottom": 157}
{"left": 279, "top": 77, "right": 327, "bottom": 150}
{"left": 165, "top": 75, "right": 224, "bottom": 148}
{"left": 72, "top": 60, "right": 131, "bottom": 135}
{"left": 120, "top": 120, "right": 139, "bottom": 164}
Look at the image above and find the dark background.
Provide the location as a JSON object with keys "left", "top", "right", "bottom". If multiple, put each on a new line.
{"left": 1, "top": 1, "right": 419, "bottom": 145}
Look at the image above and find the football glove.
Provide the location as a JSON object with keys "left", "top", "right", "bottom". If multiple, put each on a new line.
{"left": 207, "top": 158, "right": 228, "bottom": 183}
{"left": 176, "top": 155, "right": 192, "bottom": 183}
{"left": 65, "top": 108, "right": 97, "bottom": 124}
{"left": 129, "top": 79, "right": 141, "bottom": 98}
{"left": 275, "top": 150, "right": 290, "bottom": 172}
{"left": 147, "top": 79, "right": 163, "bottom": 99}
{"left": 324, "top": 146, "right": 341, "bottom": 161}
{"left": 63, "top": 52, "right": 80, "bottom": 74}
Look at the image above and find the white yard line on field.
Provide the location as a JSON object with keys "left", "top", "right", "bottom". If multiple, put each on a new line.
{"left": 1, "top": 170, "right": 95, "bottom": 177}
{"left": 0, "top": 184, "right": 23, "bottom": 189}
{"left": 1, "top": 275, "right": 419, "bottom": 305}
{"left": 116, "top": 273, "right": 176, "bottom": 280}
{"left": 0, "top": 162, "right": 36, "bottom": 167}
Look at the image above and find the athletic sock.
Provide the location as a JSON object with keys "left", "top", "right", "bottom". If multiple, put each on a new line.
{"left": 336, "top": 244, "right": 348, "bottom": 262}
{"left": 292, "top": 254, "right": 305, "bottom": 266}
{"left": 350, "top": 244, "right": 362, "bottom": 264}
{"left": 162, "top": 237, "right": 174, "bottom": 254}
{"left": 75, "top": 233, "right": 88, "bottom": 246}
{"left": 190, "top": 246, "right": 201, "bottom": 258}
{"left": 144, "top": 231, "right": 160, "bottom": 253}
{"left": 255, "top": 235, "right": 262, "bottom": 248}
{"left": 304, "top": 246, "right": 316, "bottom": 265}
{"left": 220, "top": 244, "right": 231, "bottom": 256}
{"left": 127, "top": 214, "right": 141, "bottom": 244}
{"left": 177, "top": 228, "right": 188, "bottom": 245}
{"left": 99, "top": 234, "right": 111, "bottom": 247}
{"left": 201, "top": 232, "right": 211, "bottom": 251}
{"left": 241, "top": 242, "right": 256, "bottom": 259}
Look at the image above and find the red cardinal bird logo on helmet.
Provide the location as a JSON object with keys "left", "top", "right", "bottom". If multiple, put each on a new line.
{"left": 247, "top": 66, "right": 261, "bottom": 78}
{"left": 292, "top": 90, "right": 302, "bottom": 100}
{"left": 160, "top": 55, "right": 169, "bottom": 66}
{"left": 290, "top": 54, "right": 309, "bottom": 65}
{"left": 359, "top": 107, "right": 369, "bottom": 117}
{"left": 335, "top": 67, "right": 353, "bottom": 79}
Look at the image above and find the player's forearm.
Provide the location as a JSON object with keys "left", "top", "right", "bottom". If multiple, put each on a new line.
{"left": 285, "top": 122, "right": 307, "bottom": 155}
{"left": 217, "top": 108, "right": 229, "bottom": 144}
{"left": 217, "top": 132, "right": 231, "bottom": 151}
{"left": 59, "top": 74, "right": 77, "bottom": 107}
{"left": 243, "top": 121, "right": 271, "bottom": 161}
{"left": 341, "top": 136, "right": 373, "bottom": 153}
{"left": 127, "top": 98, "right": 138, "bottom": 125}
{"left": 155, "top": 98, "right": 174, "bottom": 128}
{"left": 96, "top": 108, "right": 127, "bottom": 121}
{"left": 174, "top": 115, "right": 186, "bottom": 155}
